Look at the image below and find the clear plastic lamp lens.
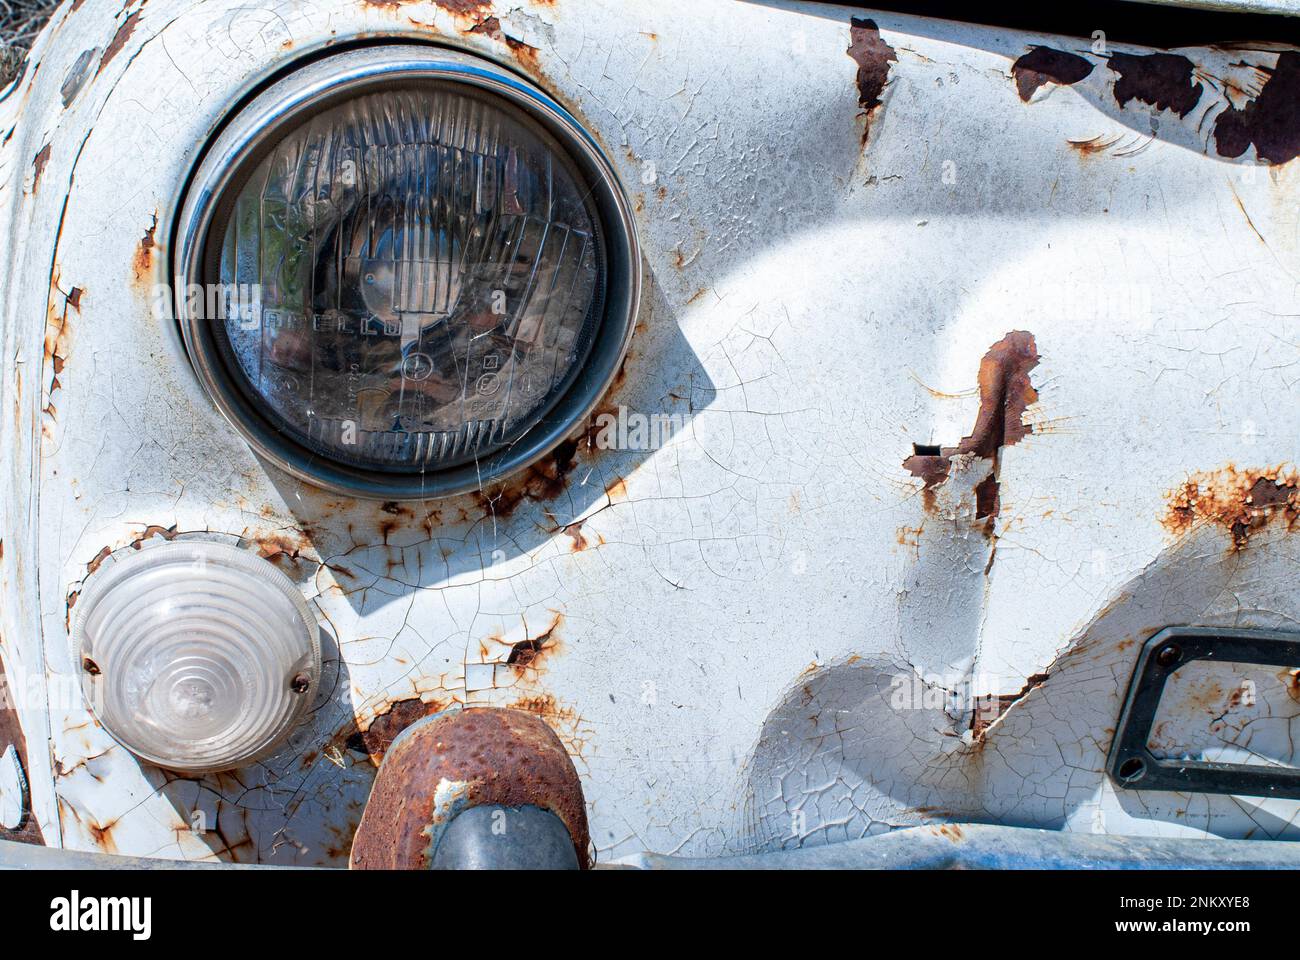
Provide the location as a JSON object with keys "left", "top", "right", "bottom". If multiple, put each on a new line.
{"left": 72, "top": 542, "right": 321, "bottom": 774}
{"left": 213, "top": 84, "right": 602, "bottom": 471}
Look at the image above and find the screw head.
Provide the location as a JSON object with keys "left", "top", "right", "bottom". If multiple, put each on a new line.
{"left": 290, "top": 673, "right": 311, "bottom": 694}
{"left": 1156, "top": 643, "right": 1181, "bottom": 668}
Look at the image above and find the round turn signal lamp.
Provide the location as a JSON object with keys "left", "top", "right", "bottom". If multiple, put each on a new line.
{"left": 72, "top": 542, "right": 320, "bottom": 774}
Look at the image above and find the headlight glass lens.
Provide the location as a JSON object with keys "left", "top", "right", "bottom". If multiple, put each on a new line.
{"left": 208, "top": 83, "right": 606, "bottom": 472}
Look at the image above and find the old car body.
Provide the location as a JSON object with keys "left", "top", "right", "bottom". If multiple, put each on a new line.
{"left": 2, "top": 0, "right": 1300, "bottom": 866}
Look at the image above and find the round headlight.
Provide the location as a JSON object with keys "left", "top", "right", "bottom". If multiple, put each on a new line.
{"left": 176, "top": 46, "right": 639, "bottom": 499}
{"left": 72, "top": 542, "right": 321, "bottom": 774}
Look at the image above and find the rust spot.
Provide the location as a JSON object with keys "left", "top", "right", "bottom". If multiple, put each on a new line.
{"left": 350, "top": 707, "right": 590, "bottom": 869}
{"left": 560, "top": 519, "right": 588, "bottom": 552}
{"left": 970, "top": 674, "right": 1048, "bottom": 743}
{"left": 1162, "top": 466, "right": 1299, "bottom": 550}
{"left": 345, "top": 697, "right": 448, "bottom": 762}
{"left": 247, "top": 529, "right": 310, "bottom": 561}
{"left": 1214, "top": 51, "right": 1300, "bottom": 166}
{"left": 506, "top": 613, "right": 562, "bottom": 673}
{"left": 0, "top": 657, "right": 44, "bottom": 844}
{"left": 605, "top": 476, "right": 627, "bottom": 502}
{"left": 66, "top": 287, "right": 83, "bottom": 311}
{"left": 366, "top": 0, "right": 490, "bottom": 11}
{"left": 474, "top": 437, "right": 580, "bottom": 518}
{"left": 1281, "top": 668, "right": 1300, "bottom": 701}
{"left": 65, "top": 588, "right": 79, "bottom": 632}
{"left": 85, "top": 546, "right": 112, "bottom": 576}
{"left": 508, "top": 692, "right": 582, "bottom": 735}
{"left": 466, "top": 14, "right": 504, "bottom": 39}
{"left": 896, "top": 522, "right": 924, "bottom": 550}
{"left": 901, "top": 453, "right": 950, "bottom": 512}
{"left": 1108, "top": 52, "right": 1203, "bottom": 118}
{"left": 44, "top": 294, "right": 72, "bottom": 384}
{"left": 502, "top": 35, "right": 540, "bottom": 71}
{"left": 32, "top": 143, "right": 51, "bottom": 192}
{"left": 973, "top": 472, "right": 999, "bottom": 521}
{"left": 466, "top": 15, "right": 540, "bottom": 70}
{"left": 133, "top": 213, "right": 157, "bottom": 282}
{"left": 1068, "top": 134, "right": 1120, "bottom": 156}
{"left": 130, "top": 524, "right": 178, "bottom": 548}
{"left": 1011, "top": 46, "right": 1093, "bottom": 101}
{"left": 846, "top": 18, "right": 898, "bottom": 148}
{"left": 98, "top": 11, "right": 142, "bottom": 75}
{"left": 80, "top": 526, "right": 181, "bottom": 579}
{"left": 959, "top": 331, "right": 1040, "bottom": 458}
{"left": 903, "top": 331, "right": 1040, "bottom": 521}
{"left": 87, "top": 817, "right": 118, "bottom": 854}
{"left": 1225, "top": 683, "right": 1251, "bottom": 711}
{"left": 935, "top": 823, "right": 964, "bottom": 842}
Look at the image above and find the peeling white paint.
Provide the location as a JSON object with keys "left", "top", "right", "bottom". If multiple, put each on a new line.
{"left": 0, "top": 0, "right": 1298, "bottom": 863}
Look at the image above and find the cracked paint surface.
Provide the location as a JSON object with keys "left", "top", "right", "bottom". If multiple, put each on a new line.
{"left": 1, "top": 0, "right": 1299, "bottom": 864}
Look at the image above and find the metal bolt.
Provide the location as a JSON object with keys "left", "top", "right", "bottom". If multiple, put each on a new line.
{"left": 1156, "top": 644, "right": 1181, "bottom": 668}
{"left": 81, "top": 657, "right": 100, "bottom": 676}
{"left": 290, "top": 672, "right": 311, "bottom": 694}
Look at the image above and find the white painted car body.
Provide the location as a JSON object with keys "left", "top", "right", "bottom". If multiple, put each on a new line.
{"left": 2, "top": 0, "right": 1300, "bottom": 864}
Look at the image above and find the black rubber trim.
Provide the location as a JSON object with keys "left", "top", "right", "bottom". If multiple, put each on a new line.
{"left": 806, "top": 0, "right": 1300, "bottom": 46}
{"left": 1108, "top": 627, "right": 1300, "bottom": 800}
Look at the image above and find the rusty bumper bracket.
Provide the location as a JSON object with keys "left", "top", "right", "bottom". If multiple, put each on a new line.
{"left": 1107, "top": 626, "right": 1300, "bottom": 800}
{"left": 349, "top": 707, "right": 591, "bottom": 869}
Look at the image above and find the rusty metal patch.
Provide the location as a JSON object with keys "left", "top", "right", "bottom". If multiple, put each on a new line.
{"left": 1162, "top": 466, "right": 1299, "bottom": 550}
{"left": 132, "top": 213, "right": 157, "bottom": 282}
{"left": 1108, "top": 51, "right": 1203, "bottom": 118}
{"left": 364, "top": 0, "right": 492, "bottom": 13}
{"left": 473, "top": 436, "right": 580, "bottom": 518}
{"left": 31, "top": 142, "right": 50, "bottom": 192}
{"left": 970, "top": 673, "right": 1048, "bottom": 743}
{"left": 1011, "top": 46, "right": 1093, "bottom": 101}
{"left": 344, "top": 696, "right": 449, "bottom": 761}
{"left": 98, "top": 11, "right": 142, "bottom": 76}
{"left": 846, "top": 18, "right": 897, "bottom": 148}
{"left": 505, "top": 613, "right": 562, "bottom": 672}
{"left": 350, "top": 707, "right": 590, "bottom": 869}
{"left": 466, "top": 13, "right": 541, "bottom": 68}
{"left": 903, "top": 331, "right": 1040, "bottom": 520}
{"left": 1214, "top": 50, "right": 1300, "bottom": 165}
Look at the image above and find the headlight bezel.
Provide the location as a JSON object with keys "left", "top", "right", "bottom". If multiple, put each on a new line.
{"left": 175, "top": 44, "right": 641, "bottom": 501}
